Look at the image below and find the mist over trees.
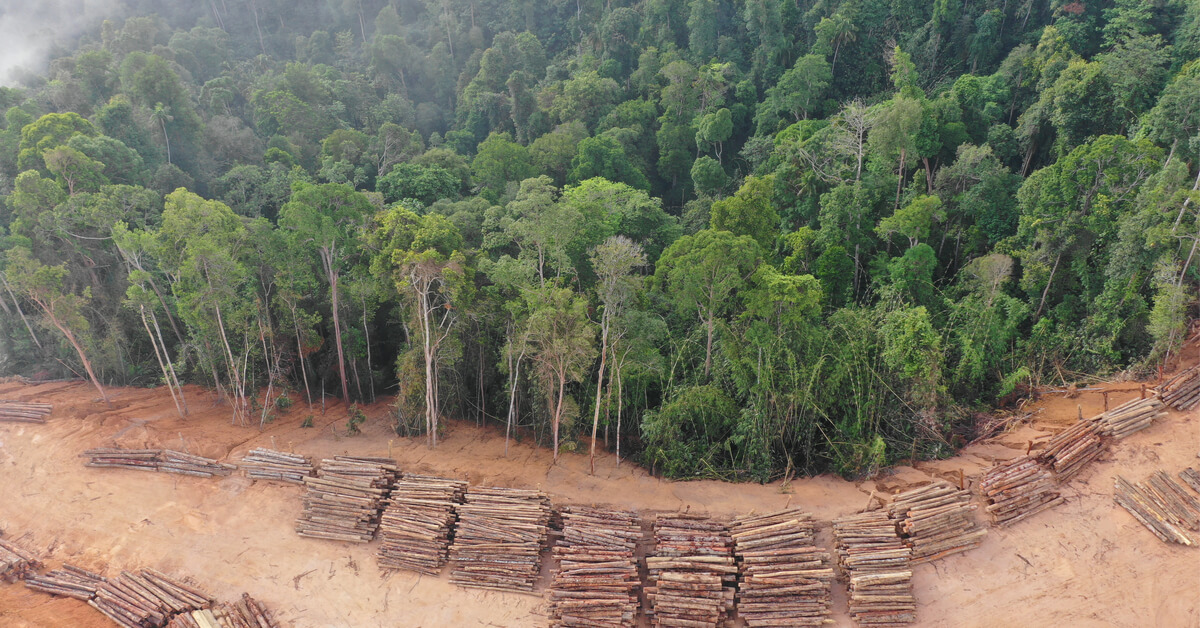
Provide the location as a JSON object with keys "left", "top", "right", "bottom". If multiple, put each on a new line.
{"left": 1, "top": 0, "right": 1198, "bottom": 479}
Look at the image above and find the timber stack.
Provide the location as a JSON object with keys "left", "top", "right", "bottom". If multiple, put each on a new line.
{"left": 0, "top": 400, "right": 52, "bottom": 423}
{"left": 730, "top": 508, "right": 833, "bottom": 627}
{"left": 1113, "top": 472, "right": 1197, "bottom": 546}
{"left": 376, "top": 474, "right": 468, "bottom": 575}
{"left": 645, "top": 514, "right": 736, "bottom": 628}
{"left": 548, "top": 506, "right": 641, "bottom": 627}
{"left": 83, "top": 449, "right": 162, "bottom": 472}
{"left": 239, "top": 449, "right": 314, "bottom": 484}
{"left": 158, "top": 450, "right": 237, "bottom": 477}
{"left": 1090, "top": 398, "right": 1166, "bottom": 439}
{"left": 977, "top": 456, "right": 1062, "bottom": 526}
{"left": 166, "top": 593, "right": 283, "bottom": 628}
{"left": 833, "top": 511, "right": 916, "bottom": 627}
{"left": 25, "top": 564, "right": 106, "bottom": 600}
{"left": 888, "top": 482, "right": 986, "bottom": 563}
{"left": 295, "top": 457, "right": 399, "bottom": 542}
{"left": 1157, "top": 366, "right": 1200, "bottom": 410}
{"left": 0, "top": 536, "right": 41, "bottom": 583}
{"left": 1036, "top": 420, "right": 1108, "bottom": 480}
{"left": 89, "top": 568, "right": 212, "bottom": 628}
{"left": 1180, "top": 467, "right": 1200, "bottom": 494}
{"left": 81, "top": 449, "right": 235, "bottom": 477}
{"left": 448, "top": 486, "right": 552, "bottom": 593}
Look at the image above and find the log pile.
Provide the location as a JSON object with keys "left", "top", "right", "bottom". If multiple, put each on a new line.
{"left": 89, "top": 569, "right": 212, "bottom": 628}
{"left": 730, "top": 509, "right": 833, "bottom": 627}
{"left": 376, "top": 474, "right": 468, "bottom": 575}
{"left": 548, "top": 506, "right": 642, "bottom": 627}
{"left": 0, "top": 536, "right": 41, "bottom": 583}
{"left": 1157, "top": 366, "right": 1200, "bottom": 410}
{"left": 978, "top": 456, "right": 1062, "bottom": 526}
{"left": 1090, "top": 398, "right": 1166, "bottom": 439}
{"left": 832, "top": 511, "right": 915, "bottom": 627}
{"left": 448, "top": 486, "right": 552, "bottom": 593}
{"left": 294, "top": 457, "right": 399, "bottom": 543}
{"left": 888, "top": 482, "right": 986, "bottom": 563}
{"left": 0, "top": 400, "right": 52, "bottom": 423}
{"left": 1036, "top": 419, "right": 1108, "bottom": 480}
{"left": 1113, "top": 473, "right": 1196, "bottom": 546}
{"left": 1180, "top": 468, "right": 1200, "bottom": 494}
{"left": 239, "top": 449, "right": 314, "bottom": 484}
{"left": 166, "top": 593, "right": 282, "bottom": 628}
{"left": 645, "top": 514, "right": 736, "bottom": 628}
{"left": 25, "top": 564, "right": 106, "bottom": 600}
{"left": 157, "top": 450, "right": 237, "bottom": 478}
{"left": 81, "top": 449, "right": 235, "bottom": 477}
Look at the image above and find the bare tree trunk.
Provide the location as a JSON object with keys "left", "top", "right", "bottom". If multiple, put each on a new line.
{"left": 589, "top": 321, "right": 609, "bottom": 474}
{"left": 704, "top": 315, "right": 715, "bottom": 378}
{"left": 149, "top": 309, "right": 186, "bottom": 414}
{"left": 615, "top": 367, "right": 623, "bottom": 465}
{"left": 321, "top": 247, "right": 352, "bottom": 408}
{"left": 552, "top": 369, "right": 566, "bottom": 462}
{"left": 294, "top": 320, "right": 312, "bottom": 407}
{"left": 505, "top": 345, "right": 525, "bottom": 456}
{"left": 38, "top": 306, "right": 108, "bottom": 404}
{"left": 1, "top": 274, "right": 42, "bottom": 349}
{"left": 1033, "top": 252, "right": 1062, "bottom": 320}
{"left": 362, "top": 293, "right": 375, "bottom": 403}
{"left": 213, "top": 302, "right": 244, "bottom": 424}
{"left": 140, "top": 305, "right": 183, "bottom": 417}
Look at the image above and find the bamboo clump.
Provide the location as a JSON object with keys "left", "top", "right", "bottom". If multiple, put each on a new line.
{"left": 730, "top": 509, "right": 833, "bottom": 627}
{"left": 24, "top": 564, "right": 106, "bottom": 600}
{"left": 1090, "top": 398, "right": 1166, "bottom": 439}
{"left": 448, "top": 486, "right": 552, "bottom": 593}
{"left": 0, "top": 536, "right": 41, "bottom": 583}
{"left": 239, "top": 449, "right": 314, "bottom": 484}
{"left": 82, "top": 449, "right": 236, "bottom": 477}
{"left": 376, "top": 474, "right": 468, "bottom": 575}
{"left": 89, "top": 569, "right": 213, "bottom": 628}
{"left": 645, "top": 514, "right": 736, "bottom": 628}
{"left": 294, "top": 457, "right": 399, "bottom": 542}
{"left": 165, "top": 593, "right": 283, "bottom": 628}
{"left": 548, "top": 506, "right": 642, "bottom": 627}
{"left": 977, "top": 456, "right": 1063, "bottom": 526}
{"left": 888, "top": 482, "right": 986, "bottom": 563}
{"left": 1113, "top": 473, "right": 1196, "bottom": 546}
{"left": 0, "top": 400, "right": 52, "bottom": 423}
{"left": 833, "top": 511, "right": 915, "bottom": 627}
{"left": 1157, "top": 366, "right": 1200, "bottom": 410}
{"left": 1036, "top": 419, "right": 1109, "bottom": 480}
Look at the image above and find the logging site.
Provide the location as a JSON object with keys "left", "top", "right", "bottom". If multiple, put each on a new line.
{"left": 1, "top": 348, "right": 1199, "bottom": 627}
{"left": 3, "top": 0, "right": 1200, "bottom": 626}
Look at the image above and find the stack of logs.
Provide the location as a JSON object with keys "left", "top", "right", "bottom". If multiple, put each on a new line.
{"left": 730, "top": 509, "right": 833, "bottom": 627}
{"left": 1157, "top": 366, "right": 1200, "bottom": 410}
{"left": 166, "top": 593, "right": 282, "bottom": 628}
{"left": 645, "top": 514, "right": 736, "bottom": 628}
{"left": 888, "top": 482, "right": 986, "bottom": 562}
{"left": 82, "top": 449, "right": 236, "bottom": 477}
{"left": 25, "top": 564, "right": 105, "bottom": 600}
{"left": 89, "top": 569, "right": 212, "bottom": 628}
{"left": 448, "top": 486, "right": 552, "bottom": 593}
{"left": 1090, "top": 398, "right": 1166, "bottom": 439}
{"left": 0, "top": 536, "right": 41, "bottom": 583}
{"left": 833, "top": 511, "right": 916, "bottom": 627}
{"left": 295, "top": 457, "right": 399, "bottom": 542}
{"left": 239, "top": 449, "right": 314, "bottom": 484}
{"left": 158, "top": 450, "right": 237, "bottom": 478}
{"left": 376, "top": 474, "right": 468, "bottom": 575}
{"left": 1113, "top": 470, "right": 1200, "bottom": 546}
{"left": 548, "top": 506, "right": 641, "bottom": 627}
{"left": 1181, "top": 468, "right": 1200, "bottom": 494}
{"left": 0, "top": 400, "right": 52, "bottom": 423}
{"left": 1036, "top": 420, "right": 1108, "bottom": 480}
{"left": 978, "top": 456, "right": 1062, "bottom": 526}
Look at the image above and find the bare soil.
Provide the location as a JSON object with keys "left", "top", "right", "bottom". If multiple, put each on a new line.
{"left": 0, "top": 370, "right": 1197, "bottom": 627}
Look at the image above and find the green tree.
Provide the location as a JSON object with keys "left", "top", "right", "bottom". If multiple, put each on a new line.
{"left": 710, "top": 175, "right": 779, "bottom": 251}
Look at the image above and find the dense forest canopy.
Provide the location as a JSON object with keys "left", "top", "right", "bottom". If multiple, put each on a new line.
{"left": 1, "top": 0, "right": 1198, "bottom": 479}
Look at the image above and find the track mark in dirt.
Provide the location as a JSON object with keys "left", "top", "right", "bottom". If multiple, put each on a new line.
{"left": 292, "top": 569, "right": 315, "bottom": 590}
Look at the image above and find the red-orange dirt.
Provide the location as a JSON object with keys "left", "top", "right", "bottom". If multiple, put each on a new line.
{"left": 0, "top": 365, "right": 1197, "bottom": 627}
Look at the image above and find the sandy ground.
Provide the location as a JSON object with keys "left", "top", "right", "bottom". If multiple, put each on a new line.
{"left": 0, "top": 373, "right": 1197, "bottom": 627}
